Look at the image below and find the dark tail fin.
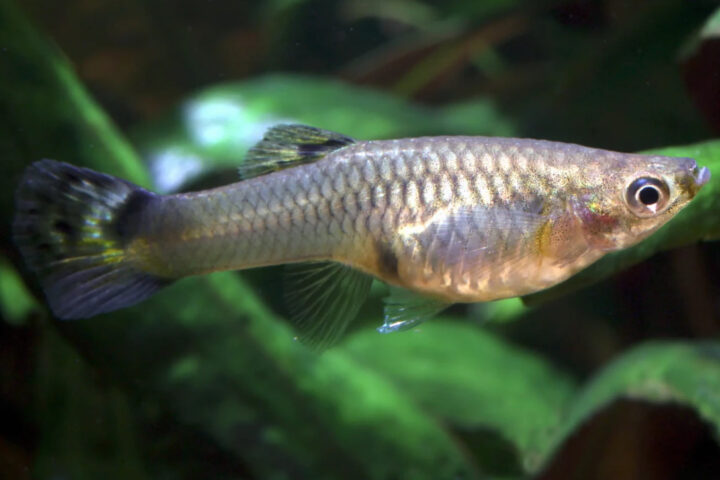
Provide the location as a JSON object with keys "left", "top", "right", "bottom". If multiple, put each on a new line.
{"left": 13, "top": 160, "right": 169, "bottom": 319}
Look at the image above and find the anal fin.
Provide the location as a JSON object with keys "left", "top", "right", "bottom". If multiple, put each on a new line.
{"left": 285, "top": 262, "right": 372, "bottom": 349}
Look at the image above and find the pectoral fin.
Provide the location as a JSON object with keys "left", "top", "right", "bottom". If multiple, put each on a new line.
{"left": 379, "top": 287, "right": 451, "bottom": 333}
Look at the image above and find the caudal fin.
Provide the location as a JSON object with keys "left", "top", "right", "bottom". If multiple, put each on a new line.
{"left": 13, "top": 160, "right": 169, "bottom": 319}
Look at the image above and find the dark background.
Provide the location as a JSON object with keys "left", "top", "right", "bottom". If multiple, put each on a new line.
{"left": 1, "top": 0, "right": 720, "bottom": 478}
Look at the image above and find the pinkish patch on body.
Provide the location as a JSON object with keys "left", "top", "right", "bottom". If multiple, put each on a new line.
{"left": 574, "top": 203, "right": 619, "bottom": 250}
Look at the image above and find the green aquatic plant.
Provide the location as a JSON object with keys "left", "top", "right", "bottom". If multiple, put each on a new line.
{"left": 1, "top": 1, "right": 719, "bottom": 478}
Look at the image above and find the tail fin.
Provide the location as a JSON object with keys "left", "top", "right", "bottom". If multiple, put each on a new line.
{"left": 13, "top": 160, "right": 170, "bottom": 319}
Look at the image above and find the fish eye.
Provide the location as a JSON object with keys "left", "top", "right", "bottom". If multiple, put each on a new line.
{"left": 625, "top": 177, "right": 669, "bottom": 217}
{"left": 637, "top": 185, "right": 660, "bottom": 205}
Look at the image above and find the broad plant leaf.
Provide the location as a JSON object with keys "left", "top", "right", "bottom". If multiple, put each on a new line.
{"left": 510, "top": 2, "right": 711, "bottom": 151}
{"left": 341, "top": 320, "right": 576, "bottom": 474}
{"left": 2, "top": 1, "right": 719, "bottom": 479}
{"left": 682, "top": 6, "right": 720, "bottom": 133}
{"left": 681, "top": 5, "right": 720, "bottom": 58}
{"left": 0, "top": 2, "right": 480, "bottom": 478}
{"left": 32, "top": 326, "right": 151, "bottom": 480}
{"left": 342, "top": 323, "right": 720, "bottom": 476}
{"left": 0, "top": 2, "right": 149, "bottom": 193}
{"left": 76, "top": 273, "right": 482, "bottom": 480}
{"left": 0, "top": 256, "right": 37, "bottom": 325}
{"left": 131, "top": 74, "right": 514, "bottom": 192}
{"left": 525, "top": 341, "right": 720, "bottom": 473}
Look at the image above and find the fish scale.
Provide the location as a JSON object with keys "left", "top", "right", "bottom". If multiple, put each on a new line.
{"left": 115, "top": 136, "right": 662, "bottom": 302}
{"left": 13, "top": 125, "right": 709, "bottom": 323}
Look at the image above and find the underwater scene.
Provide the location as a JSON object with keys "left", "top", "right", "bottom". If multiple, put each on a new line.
{"left": 1, "top": 0, "right": 720, "bottom": 478}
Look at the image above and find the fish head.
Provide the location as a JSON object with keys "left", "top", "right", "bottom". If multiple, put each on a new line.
{"left": 572, "top": 154, "right": 710, "bottom": 251}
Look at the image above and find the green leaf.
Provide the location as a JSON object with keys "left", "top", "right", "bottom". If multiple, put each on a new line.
{"left": 525, "top": 341, "right": 720, "bottom": 472}
{"left": 681, "top": 5, "right": 720, "bottom": 57}
{"left": 73, "top": 273, "right": 482, "bottom": 479}
{"left": 3, "top": 1, "right": 718, "bottom": 478}
{"left": 131, "top": 74, "right": 514, "bottom": 192}
{"left": 524, "top": 139, "right": 720, "bottom": 305}
{"left": 0, "top": 1, "right": 148, "bottom": 190}
{"left": 341, "top": 320, "right": 576, "bottom": 474}
{"left": 0, "top": 256, "right": 38, "bottom": 325}
{"left": 0, "top": 3, "right": 480, "bottom": 478}
{"left": 508, "top": 3, "right": 711, "bottom": 151}
{"left": 33, "top": 326, "right": 150, "bottom": 480}
{"left": 341, "top": 326, "right": 720, "bottom": 475}
{"left": 699, "top": 6, "right": 720, "bottom": 38}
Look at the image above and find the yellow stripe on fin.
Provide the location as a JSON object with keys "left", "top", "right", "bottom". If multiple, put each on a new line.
{"left": 13, "top": 160, "right": 170, "bottom": 319}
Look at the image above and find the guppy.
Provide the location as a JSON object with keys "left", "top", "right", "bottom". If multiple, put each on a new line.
{"left": 13, "top": 125, "right": 710, "bottom": 345}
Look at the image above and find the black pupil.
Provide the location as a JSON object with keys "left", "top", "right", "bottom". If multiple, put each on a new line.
{"left": 638, "top": 186, "right": 660, "bottom": 205}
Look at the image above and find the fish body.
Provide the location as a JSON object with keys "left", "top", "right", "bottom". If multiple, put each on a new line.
{"left": 129, "top": 134, "right": 706, "bottom": 300}
{"left": 13, "top": 125, "right": 710, "bottom": 340}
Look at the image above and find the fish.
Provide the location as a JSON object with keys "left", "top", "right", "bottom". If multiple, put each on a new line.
{"left": 13, "top": 124, "right": 711, "bottom": 345}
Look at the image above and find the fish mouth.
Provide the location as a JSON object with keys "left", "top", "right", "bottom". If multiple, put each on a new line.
{"left": 696, "top": 165, "right": 711, "bottom": 187}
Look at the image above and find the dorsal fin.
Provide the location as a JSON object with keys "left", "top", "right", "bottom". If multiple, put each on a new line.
{"left": 240, "top": 124, "right": 355, "bottom": 179}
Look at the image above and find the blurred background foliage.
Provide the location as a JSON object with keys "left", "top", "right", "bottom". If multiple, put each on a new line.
{"left": 1, "top": 0, "right": 720, "bottom": 478}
